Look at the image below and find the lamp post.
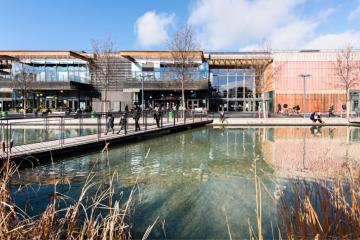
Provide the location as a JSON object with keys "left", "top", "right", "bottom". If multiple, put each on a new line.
{"left": 299, "top": 74, "right": 311, "bottom": 118}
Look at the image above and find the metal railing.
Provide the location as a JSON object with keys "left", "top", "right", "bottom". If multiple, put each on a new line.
{"left": 0, "top": 110, "right": 211, "bottom": 158}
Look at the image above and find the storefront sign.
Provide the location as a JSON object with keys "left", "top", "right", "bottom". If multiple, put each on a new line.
{"left": 123, "top": 88, "right": 140, "bottom": 93}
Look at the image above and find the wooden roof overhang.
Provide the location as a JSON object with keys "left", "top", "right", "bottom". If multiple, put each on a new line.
{"left": 208, "top": 58, "right": 273, "bottom": 69}
{"left": 0, "top": 51, "right": 91, "bottom": 62}
{"left": 120, "top": 51, "right": 205, "bottom": 62}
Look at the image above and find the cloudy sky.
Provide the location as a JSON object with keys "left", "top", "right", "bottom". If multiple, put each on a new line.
{"left": 2, "top": 0, "right": 360, "bottom": 51}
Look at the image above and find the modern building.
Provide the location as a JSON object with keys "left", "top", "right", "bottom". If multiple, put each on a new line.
{"left": 1, "top": 49, "right": 360, "bottom": 113}
{"left": 0, "top": 51, "right": 95, "bottom": 112}
{"left": 207, "top": 52, "right": 273, "bottom": 112}
{"left": 272, "top": 50, "right": 360, "bottom": 113}
{"left": 120, "top": 51, "right": 209, "bottom": 110}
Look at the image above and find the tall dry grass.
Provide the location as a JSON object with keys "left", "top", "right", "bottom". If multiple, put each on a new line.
{"left": 249, "top": 158, "right": 360, "bottom": 239}
{"left": 0, "top": 143, "right": 157, "bottom": 240}
{"left": 0, "top": 157, "right": 135, "bottom": 239}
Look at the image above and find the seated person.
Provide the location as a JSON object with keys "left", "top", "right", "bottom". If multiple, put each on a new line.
{"left": 310, "top": 111, "right": 324, "bottom": 124}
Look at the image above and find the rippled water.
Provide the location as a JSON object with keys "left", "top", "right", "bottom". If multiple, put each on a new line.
{"left": 10, "top": 126, "right": 360, "bottom": 239}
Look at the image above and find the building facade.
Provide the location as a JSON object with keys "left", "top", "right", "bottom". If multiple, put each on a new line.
{"left": 0, "top": 51, "right": 95, "bottom": 112}
{"left": 272, "top": 50, "right": 360, "bottom": 113}
{"left": 1, "top": 49, "right": 360, "bottom": 113}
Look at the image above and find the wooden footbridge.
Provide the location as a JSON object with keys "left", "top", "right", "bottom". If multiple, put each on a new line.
{"left": 0, "top": 111, "right": 212, "bottom": 165}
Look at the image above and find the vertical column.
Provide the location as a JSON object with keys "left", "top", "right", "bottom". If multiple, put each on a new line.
{"left": 226, "top": 70, "right": 229, "bottom": 112}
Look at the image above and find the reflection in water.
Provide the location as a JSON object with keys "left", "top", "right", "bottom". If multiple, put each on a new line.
{"left": 10, "top": 127, "right": 360, "bottom": 239}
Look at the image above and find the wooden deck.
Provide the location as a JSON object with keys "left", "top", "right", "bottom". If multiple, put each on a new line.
{"left": 1, "top": 119, "right": 212, "bottom": 163}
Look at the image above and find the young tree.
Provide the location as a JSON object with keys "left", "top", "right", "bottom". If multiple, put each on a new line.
{"left": 168, "top": 24, "right": 201, "bottom": 116}
{"left": 334, "top": 46, "right": 360, "bottom": 119}
{"left": 12, "top": 62, "right": 35, "bottom": 116}
{"left": 90, "top": 35, "right": 115, "bottom": 112}
{"left": 255, "top": 40, "right": 274, "bottom": 118}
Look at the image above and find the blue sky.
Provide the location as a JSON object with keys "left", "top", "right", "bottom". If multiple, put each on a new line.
{"left": 1, "top": 0, "right": 360, "bottom": 51}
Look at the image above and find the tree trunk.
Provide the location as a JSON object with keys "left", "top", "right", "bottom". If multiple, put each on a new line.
{"left": 23, "top": 96, "right": 27, "bottom": 116}
{"left": 261, "top": 93, "right": 267, "bottom": 118}
{"left": 346, "top": 90, "right": 350, "bottom": 119}
{"left": 103, "top": 89, "right": 108, "bottom": 113}
{"left": 182, "top": 78, "right": 185, "bottom": 122}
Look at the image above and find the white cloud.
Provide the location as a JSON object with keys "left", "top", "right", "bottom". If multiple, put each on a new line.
{"left": 188, "top": 0, "right": 357, "bottom": 51}
{"left": 135, "top": 11, "right": 175, "bottom": 47}
{"left": 188, "top": 0, "right": 307, "bottom": 50}
{"left": 348, "top": 3, "right": 360, "bottom": 20}
{"left": 304, "top": 30, "right": 360, "bottom": 49}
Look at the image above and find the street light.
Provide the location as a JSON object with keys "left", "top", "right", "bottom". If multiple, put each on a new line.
{"left": 299, "top": 74, "right": 311, "bottom": 118}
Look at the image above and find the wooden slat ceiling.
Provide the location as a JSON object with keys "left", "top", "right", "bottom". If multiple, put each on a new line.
{"left": 208, "top": 58, "right": 273, "bottom": 67}
{"left": 120, "top": 51, "right": 204, "bottom": 61}
{"left": 0, "top": 51, "right": 91, "bottom": 62}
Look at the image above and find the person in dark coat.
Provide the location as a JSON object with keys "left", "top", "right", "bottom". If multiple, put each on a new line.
{"left": 134, "top": 106, "right": 141, "bottom": 131}
{"left": 153, "top": 105, "right": 160, "bottom": 128}
{"left": 117, "top": 112, "right": 127, "bottom": 134}
{"left": 310, "top": 111, "right": 324, "bottom": 124}
{"left": 105, "top": 112, "right": 115, "bottom": 135}
{"left": 277, "top": 103, "right": 282, "bottom": 114}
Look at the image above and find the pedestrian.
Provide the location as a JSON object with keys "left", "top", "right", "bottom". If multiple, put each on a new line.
{"left": 117, "top": 112, "right": 127, "bottom": 134}
{"left": 341, "top": 103, "right": 346, "bottom": 117}
{"left": 154, "top": 105, "right": 161, "bottom": 128}
{"left": 134, "top": 106, "right": 141, "bottom": 131}
{"left": 125, "top": 105, "right": 129, "bottom": 113}
{"left": 219, "top": 110, "right": 225, "bottom": 124}
{"left": 105, "top": 112, "right": 115, "bottom": 135}
{"left": 277, "top": 103, "right": 282, "bottom": 114}
{"left": 328, "top": 104, "right": 335, "bottom": 117}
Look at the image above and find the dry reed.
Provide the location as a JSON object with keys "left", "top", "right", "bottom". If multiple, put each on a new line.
{"left": 0, "top": 143, "right": 151, "bottom": 240}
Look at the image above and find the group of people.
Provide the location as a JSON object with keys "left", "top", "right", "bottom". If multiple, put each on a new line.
{"left": 277, "top": 103, "right": 301, "bottom": 115}
{"left": 105, "top": 104, "right": 164, "bottom": 135}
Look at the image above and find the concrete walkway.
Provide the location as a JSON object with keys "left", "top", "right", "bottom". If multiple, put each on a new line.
{"left": 212, "top": 117, "right": 360, "bottom": 126}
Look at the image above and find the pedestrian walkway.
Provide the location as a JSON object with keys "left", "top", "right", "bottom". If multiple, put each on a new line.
{"left": 212, "top": 116, "right": 360, "bottom": 126}
{"left": 1, "top": 119, "right": 211, "bottom": 162}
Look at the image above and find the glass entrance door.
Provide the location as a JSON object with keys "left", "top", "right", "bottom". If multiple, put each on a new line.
{"left": 187, "top": 99, "right": 199, "bottom": 109}
{"left": 45, "top": 99, "right": 56, "bottom": 109}
{"left": 68, "top": 99, "right": 79, "bottom": 111}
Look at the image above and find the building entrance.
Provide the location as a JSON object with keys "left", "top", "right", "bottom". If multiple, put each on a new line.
{"left": 68, "top": 99, "right": 79, "bottom": 111}
{"left": 187, "top": 99, "right": 199, "bottom": 109}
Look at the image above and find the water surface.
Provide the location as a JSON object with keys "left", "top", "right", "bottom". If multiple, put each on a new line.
{"left": 11, "top": 126, "right": 360, "bottom": 239}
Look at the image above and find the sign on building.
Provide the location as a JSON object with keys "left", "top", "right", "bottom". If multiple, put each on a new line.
{"left": 123, "top": 88, "right": 140, "bottom": 93}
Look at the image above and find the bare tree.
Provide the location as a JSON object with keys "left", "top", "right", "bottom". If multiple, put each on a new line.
{"left": 168, "top": 24, "right": 201, "bottom": 116}
{"left": 90, "top": 35, "right": 115, "bottom": 112}
{"left": 254, "top": 40, "right": 274, "bottom": 118}
{"left": 12, "top": 62, "right": 35, "bottom": 116}
{"left": 334, "top": 46, "right": 360, "bottom": 119}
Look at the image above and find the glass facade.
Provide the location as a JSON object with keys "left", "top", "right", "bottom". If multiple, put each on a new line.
{"left": 209, "top": 68, "right": 260, "bottom": 112}
{"left": 12, "top": 61, "right": 90, "bottom": 83}
{"left": 131, "top": 62, "right": 208, "bottom": 81}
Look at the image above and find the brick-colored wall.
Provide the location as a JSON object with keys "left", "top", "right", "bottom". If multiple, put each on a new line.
{"left": 275, "top": 92, "right": 346, "bottom": 112}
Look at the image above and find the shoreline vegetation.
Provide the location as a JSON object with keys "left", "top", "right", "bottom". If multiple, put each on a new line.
{"left": 0, "top": 142, "right": 162, "bottom": 240}
{"left": 248, "top": 158, "right": 360, "bottom": 240}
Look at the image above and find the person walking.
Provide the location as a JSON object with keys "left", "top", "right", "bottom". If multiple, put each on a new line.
{"left": 105, "top": 112, "right": 115, "bottom": 135}
{"left": 328, "top": 104, "right": 335, "bottom": 117}
{"left": 117, "top": 112, "right": 127, "bottom": 134}
{"left": 134, "top": 106, "right": 141, "bottom": 131}
{"left": 154, "top": 105, "right": 160, "bottom": 128}
{"left": 277, "top": 103, "right": 282, "bottom": 114}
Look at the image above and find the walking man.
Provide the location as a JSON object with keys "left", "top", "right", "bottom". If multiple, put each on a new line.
{"left": 117, "top": 112, "right": 127, "bottom": 134}
{"left": 154, "top": 105, "right": 161, "bottom": 128}
{"left": 134, "top": 106, "right": 141, "bottom": 131}
{"left": 105, "top": 112, "right": 115, "bottom": 135}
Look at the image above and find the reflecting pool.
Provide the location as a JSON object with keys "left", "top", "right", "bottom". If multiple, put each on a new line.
{"left": 10, "top": 126, "right": 360, "bottom": 239}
